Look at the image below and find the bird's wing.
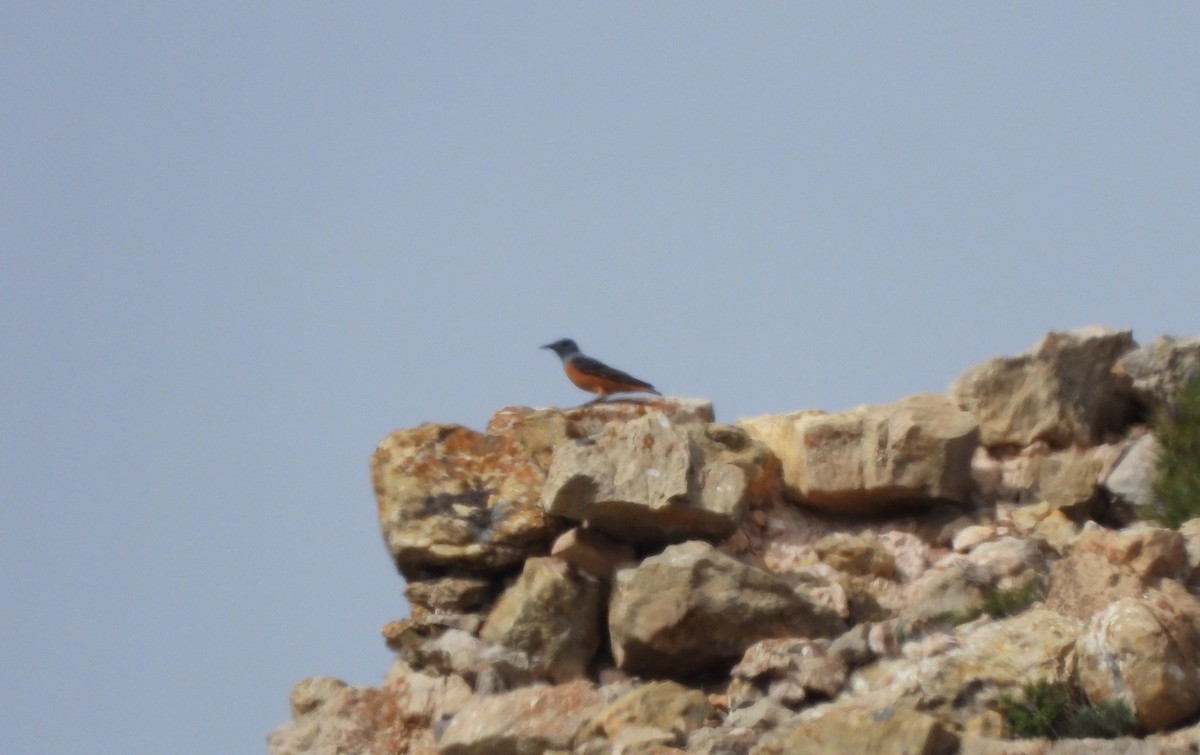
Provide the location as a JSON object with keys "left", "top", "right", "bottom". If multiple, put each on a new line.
{"left": 572, "top": 355, "right": 657, "bottom": 392}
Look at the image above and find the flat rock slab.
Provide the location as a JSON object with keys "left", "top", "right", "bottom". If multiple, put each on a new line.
{"left": 751, "top": 705, "right": 958, "bottom": 755}
{"left": 739, "top": 393, "right": 978, "bottom": 516}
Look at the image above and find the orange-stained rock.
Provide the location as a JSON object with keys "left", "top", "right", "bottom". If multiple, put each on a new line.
{"left": 268, "top": 666, "right": 472, "bottom": 755}
{"left": 373, "top": 422, "right": 559, "bottom": 576}
{"left": 373, "top": 399, "right": 713, "bottom": 576}
{"left": 1046, "top": 523, "right": 1188, "bottom": 622}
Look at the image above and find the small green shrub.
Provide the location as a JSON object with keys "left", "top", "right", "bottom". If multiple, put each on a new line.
{"left": 982, "top": 579, "right": 1044, "bottom": 618}
{"left": 1000, "top": 680, "right": 1069, "bottom": 739}
{"left": 1152, "top": 372, "right": 1200, "bottom": 529}
{"left": 1069, "top": 698, "right": 1140, "bottom": 739}
{"left": 999, "top": 680, "right": 1138, "bottom": 740}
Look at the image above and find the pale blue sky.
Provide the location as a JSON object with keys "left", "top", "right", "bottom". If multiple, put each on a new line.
{"left": 3, "top": 4, "right": 1198, "bottom": 753}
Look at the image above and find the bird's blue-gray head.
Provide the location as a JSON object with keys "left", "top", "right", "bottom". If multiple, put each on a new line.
{"left": 541, "top": 338, "right": 580, "bottom": 360}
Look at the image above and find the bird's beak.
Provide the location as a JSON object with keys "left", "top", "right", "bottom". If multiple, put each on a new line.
{"left": 540, "top": 343, "right": 553, "bottom": 350}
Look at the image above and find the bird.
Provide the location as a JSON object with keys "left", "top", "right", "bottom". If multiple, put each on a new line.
{"left": 541, "top": 338, "right": 661, "bottom": 401}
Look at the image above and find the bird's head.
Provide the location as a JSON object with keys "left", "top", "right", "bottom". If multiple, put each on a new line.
{"left": 540, "top": 338, "right": 580, "bottom": 360}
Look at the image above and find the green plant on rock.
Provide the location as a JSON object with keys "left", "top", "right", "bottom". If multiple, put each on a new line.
{"left": 999, "top": 680, "right": 1138, "bottom": 740}
{"left": 999, "top": 680, "right": 1069, "bottom": 739}
{"left": 982, "top": 579, "right": 1044, "bottom": 618}
{"left": 1069, "top": 698, "right": 1139, "bottom": 739}
{"left": 1152, "top": 371, "right": 1200, "bottom": 529}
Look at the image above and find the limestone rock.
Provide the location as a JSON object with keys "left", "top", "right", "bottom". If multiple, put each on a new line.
{"left": 437, "top": 680, "right": 604, "bottom": 755}
{"left": 917, "top": 609, "right": 1084, "bottom": 715}
{"left": 373, "top": 422, "right": 561, "bottom": 577}
{"left": 811, "top": 532, "right": 895, "bottom": 578}
{"left": 964, "top": 536, "right": 1049, "bottom": 588}
{"left": 768, "top": 610, "right": 1083, "bottom": 740}
{"left": 487, "top": 398, "right": 716, "bottom": 457}
{"left": 739, "top": 393, "right": 979, "bottom": 515}
{"left": 1046, "top": 523, "right": 1187, "bottom": 621}
{"left": 405, "top": 574, "right": 496, "bottom": 620}
{"left": 1027, "top": 447, "right": 1108, "bottom": 515}
{"left": 898, "top": 557, "right": 989, "bottom": 628}
{"left": 380, "top": 622, "right": 538, "bottom": 693}
{"left": 829, "top": 623, "right": 876, "bottom": 668}
{"left": 751, "top": 705, "right": 958, "bottom": 755}
{"left": 479, "top": 557, "right": 602, "bottom": 683}
{"left": 288, "top": 676, "right": 349, "bottom": 718}
{"left": 608, "top": 541, "right": 845, "bottom": 677}
{"left": 950, "top": 326, "right": 1137, "bottom": 448}
{"left": 575, "top": 729, "right": 683, "bottom": 755}
{"left": 728, "top": 638, "right": 847, "bottom": 709}
{"left": 1045, "top": 552, "right": 1145, "bottom": 624}
{"left": 1076, "top": 523, "right": 1187, "bottom": 579}
{"left": 574, "top": 681, "right": 713, "bottom": 748}
{"left": 1102, "top": 433, "right": 1161, "bottom": 511}
{"left": 268, "top": 668, "right": 473, "bottom": 755}
{"left": 541, "top": 415, "right": 775, "bottom": 544}
{"left": 963, "top": 738, "right": 1190, "bottom": 754}
{"left": 374, "top": 401, "right": 713, "bottom": 577}
{"left": 550, "top": 527, "right": 635, "bottom": 581}
{"left": 1113, "top": 334, "right": 1200, "bottom": 411}
{"left": 952, "top": 524, "right": 998, "bottom": 553}
{"left": 1075, "top": 581, "right": 1200, "bottom": 732}
{"left": 383, "top": 618, "right": 485, "bottom": 673}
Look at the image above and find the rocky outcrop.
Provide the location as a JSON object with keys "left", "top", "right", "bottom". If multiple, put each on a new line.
{"left": 739, "top": 393, "right": 979, "bottom": 515}
{"left": 574, "top": 681, "right": 713, "bottom": 750}
{"left": 437, "top": 680, "right": 604, "bottom": 755}
{"left": 728, "top": 638, "right": 847, "bottom": 709}
{"left": 951, "top": 326, "right": 1137, "bottom": 448}
{"left": 915, "top": 609, "right": 1083, "bottom": 716}
{"left": 374, "top": 399, "right": 714, "bottom": 579}
{"left": 752, "top": 705, "right": 958, "bottom": 755}
{"left": 541, "top": 415, "right": 775, "bottom": 544}
{"left": 268, "top": 663, "right": 473, "bottom": 754}
{"left": 608, "top": 541, "right": 845, "bottom": 677}
{"left": 372, "top": 421, "right": 561, "bottom": 577}
{"left": 1113, "top": 335, "right": 1200, "bottom": 412}
{"left": 273, "top": 326, "right": 1200, "bottom": 754}
{"left": 479, "top": 557, "right": 603, "bottom": 683}
{"left": 1045, "top": 523, "right": 1188, "bottom": 621}
{"left": 1102, "top": 432, "right": 1161, "bottom": 512}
